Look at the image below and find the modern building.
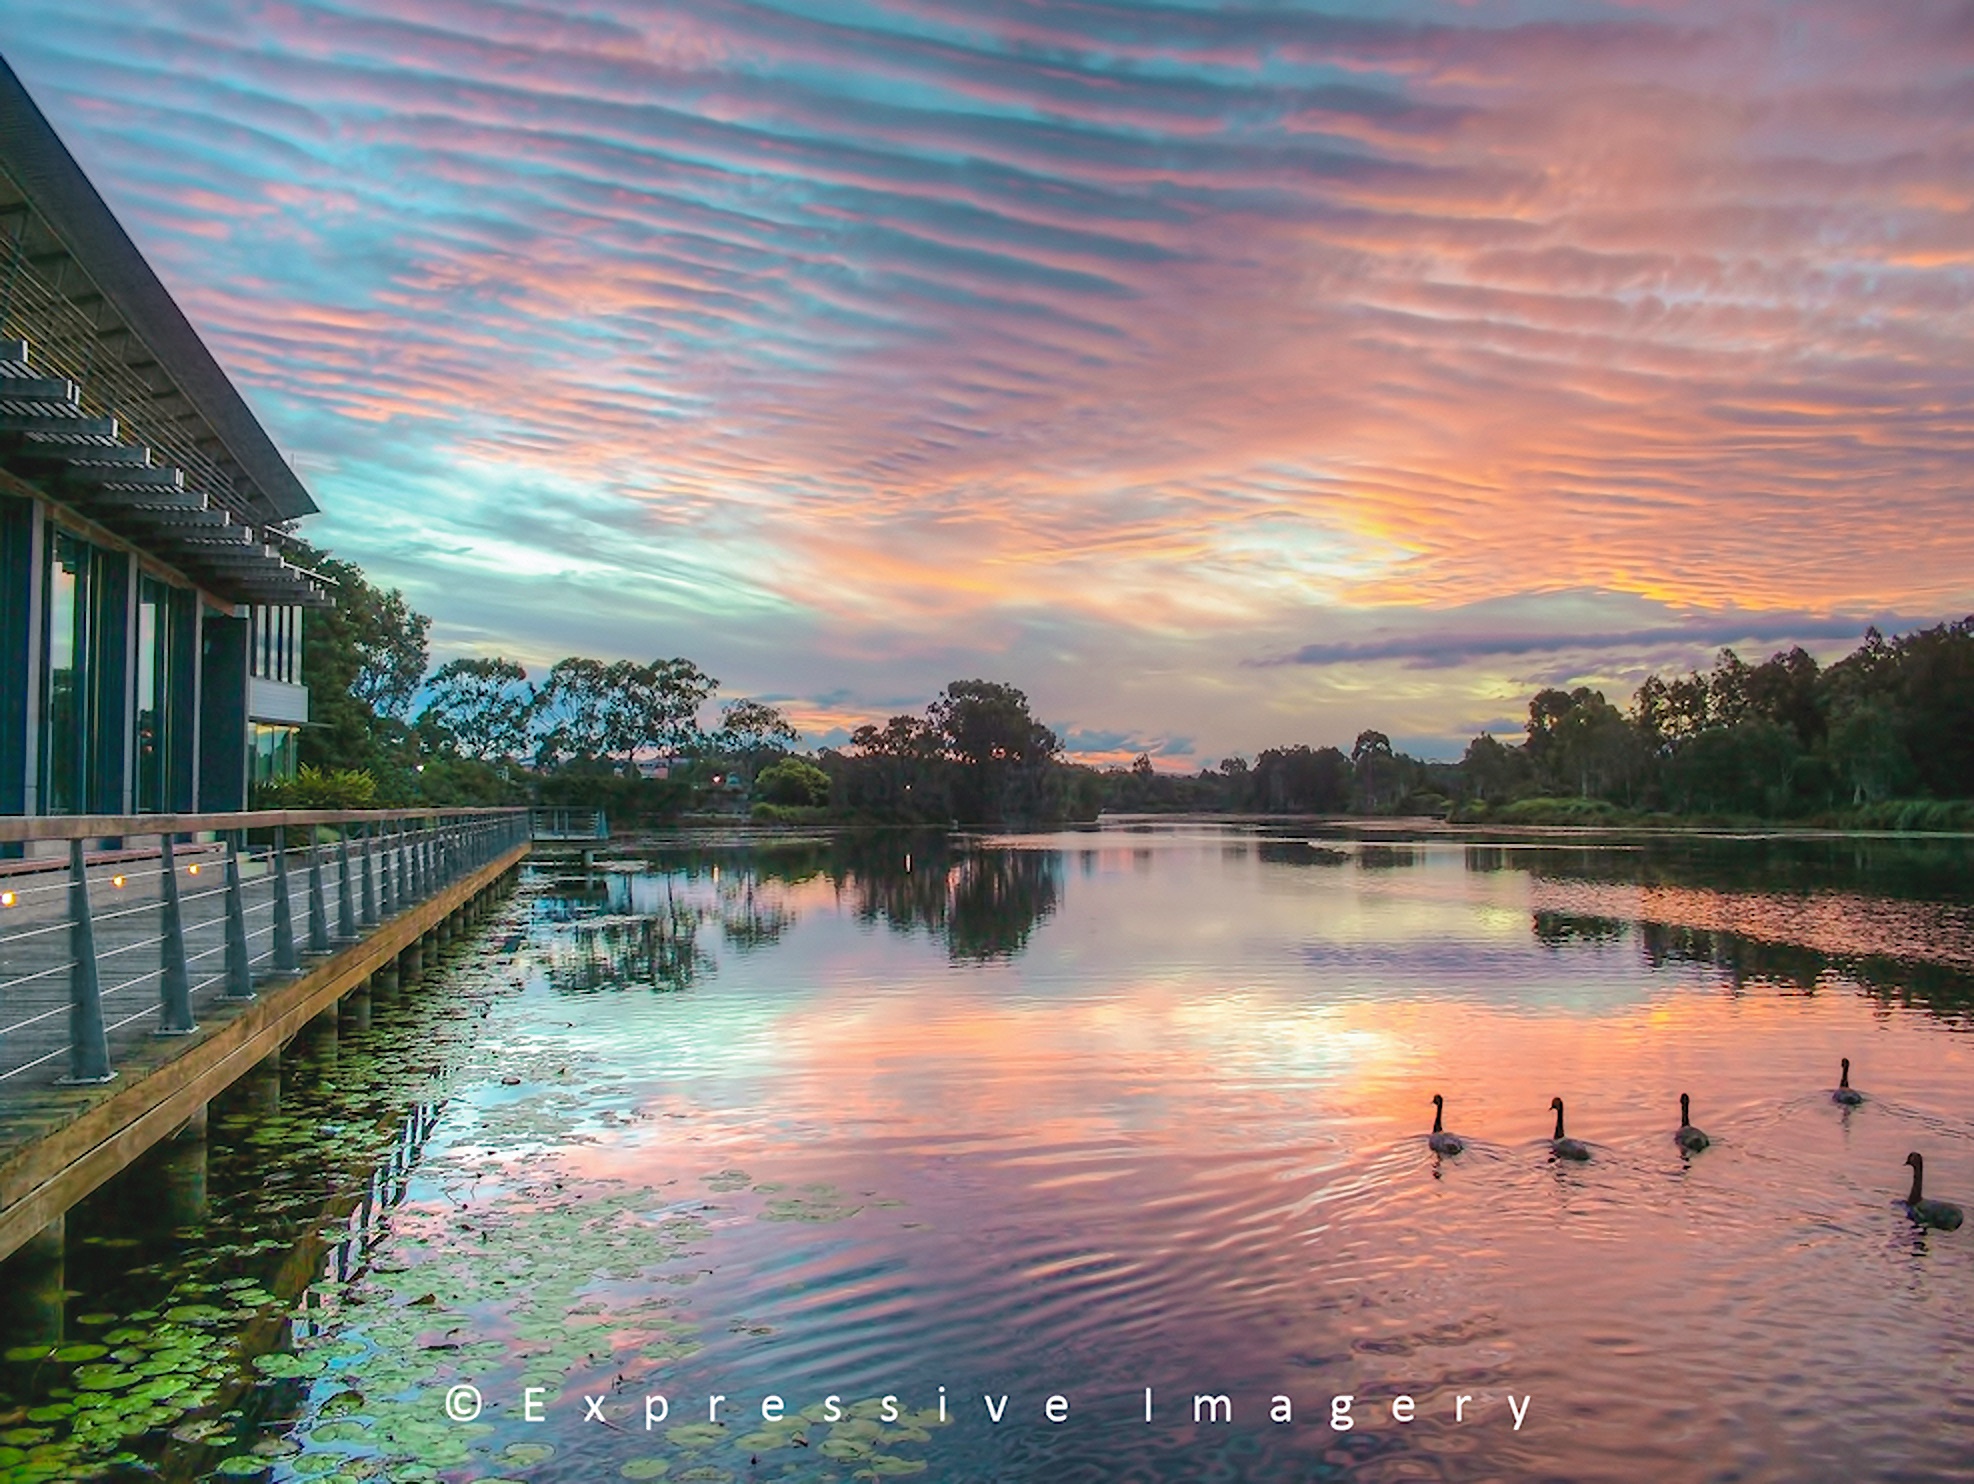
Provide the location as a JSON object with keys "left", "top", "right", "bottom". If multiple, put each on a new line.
{"left": 0, "top": 56, "right": 328, "bottom": 826}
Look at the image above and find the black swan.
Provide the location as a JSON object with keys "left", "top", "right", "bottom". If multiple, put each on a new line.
{"left": 1549, "top": 1097, "right": 1591, "bottom": 1161}
{"left": 1429, "top": 1094, "right": 1464, "bottom": 1156}
{"left": 1675, "top": 1092, "right": 1710, "bottom": 1153}
{"left": 1903, "top": 1153, "right": 1964, "bottom": 1231}
{"left": 1832, "top": 1058, "right": 1863, "bottom": 1106}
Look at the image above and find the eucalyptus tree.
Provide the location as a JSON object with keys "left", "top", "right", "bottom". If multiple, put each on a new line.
{"left": 714, "top": 698, "right": 802, "bottom": 783}
{"left": 533, "top": 657, "right": 615, "bottom": 766}
{"left": 604, "top": 658, "right": 719, "bottom": 767}
{"left": 422, "top": 657, "right": 534, "bottom": 761}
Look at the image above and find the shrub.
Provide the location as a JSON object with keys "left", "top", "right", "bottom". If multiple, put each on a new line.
{"left": 756, "top": 758, "right": 831, "bottom": 807}
{"left": 253, "top": 765, "right": 378, "bottom": 810}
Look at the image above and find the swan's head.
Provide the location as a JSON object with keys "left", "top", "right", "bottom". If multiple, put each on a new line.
{"left": 1432, "top": 1094, "right": 1443, "bottom": 1108}
{"left": 1906, "top": 1152, "right": 1923, "bottom": 1171}
{"left": 1681, "top": 1092, "right": 1691, "bottom": 1116}
{"left": 1549, "top": 1096, "right": 1564, "bottom": 1112}
{"left": 1842, "top": 1057, "right": 1851, "bottom": 1074}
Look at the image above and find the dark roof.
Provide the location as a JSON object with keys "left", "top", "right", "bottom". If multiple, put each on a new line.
{"left": 0, "top": 54, "right": 315, "bottom": 523}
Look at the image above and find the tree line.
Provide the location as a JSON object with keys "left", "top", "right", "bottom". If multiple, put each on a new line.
{"left": 287, "top": 546, "right": 1087, "bottom": 824}
{"left": 286, "top": 544, "right": 802, "bottom": 813}
{"left": 1103, "top": 619, "right": 1974, "bottom": 825}
{"left": 293, "top": 543, "right": 1974, "bottom": 826}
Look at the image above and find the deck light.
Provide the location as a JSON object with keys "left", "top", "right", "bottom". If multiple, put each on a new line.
{"left": 0, "top": 891, "right": 15, "bottom": 907}
{"left": 112, "top": 875, "right": 127, "bottom": 888}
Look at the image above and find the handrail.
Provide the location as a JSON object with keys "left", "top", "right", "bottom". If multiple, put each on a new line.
{"left": 0, "top": 807, "right": 531, "bottom": 844}
{"left": 0, "top": 808, "right": 530, "bottom": 1090}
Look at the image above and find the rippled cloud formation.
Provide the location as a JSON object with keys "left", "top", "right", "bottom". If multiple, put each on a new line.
{"left": 4, "top": 1, "right": 1970, "bottom": 760}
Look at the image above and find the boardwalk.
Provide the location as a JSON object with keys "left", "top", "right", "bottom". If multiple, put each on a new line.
{"left": 0, "top": 808, "right": 530, "bottom": 1263}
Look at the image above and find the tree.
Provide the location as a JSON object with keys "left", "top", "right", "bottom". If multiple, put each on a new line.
{"left": 715, "top": 698, "right": 801, "bottom": 783}
{"left": 1742, "top": 647, "right": 1825, "bottom": 748}
{"left": 836, "top": 714, "right": 949, "bottom": 818}
{"left": 756, "top": 757, "right": 830, "bottom": 806}
{"left": 1633, "top": 672, "right": 1711, "bottom": 747}
{"left": 1350, "top": 729, "right": 1396, "bottom": 810}
{"left": 533, "top": 657, "right": 614, "bottom": 766}
{"left": 1825, "top": 700, "right": 1913, "bottom": 805}
{"left": 1880, "top": 617, "right": 1974, "bottom": 798}
{"left": 1663, "top": 720, "right": 1801, "bottom": 815}
{"left": 604, "top": 658, "right": 718, "bottom": 766}
{"left": 421, "top": 657, "right": 533, "bottom": 761}
{"left": 292, "top": 542, "right": 432, "bottom": 773}
{"left": 1251, "top": 745, "right": 1352, "bottom": 812}
{"left": 1459, "top": 733, "right": 1529, "bottom": 804}
{"left": 1549, "top": 690, "right": 1644, "bottom": 800}
{"left": 927, "top": 680, "right": 1063, "bottom": 824}
{"left": 351, "top": 587, "right": 431, "bottom": 719}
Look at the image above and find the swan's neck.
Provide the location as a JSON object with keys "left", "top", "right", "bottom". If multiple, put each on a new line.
{"left": 1433, "top": 1104, "right": 1444, "bottom": 1133}
{"left": 1552, "top": 1106, "right": 1566, "bottom": 1140}
{"left": 1840, "top": 1064, "right": 1851, "bottom": 1088}
{"left": 1908, "top": 1160, "right": 1924, "bottom": 1206}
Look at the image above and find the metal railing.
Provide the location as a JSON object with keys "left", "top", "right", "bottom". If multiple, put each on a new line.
{"left": 0, "top": 809, "right": 529, "bottom": 1089}
{"left": 529, "top": 808, "right": 608, "bottom": 841}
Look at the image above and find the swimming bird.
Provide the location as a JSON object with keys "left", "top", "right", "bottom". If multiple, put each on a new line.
{"left": 1832, "top": 1057, "right": 1864, "bottom": 1106}
{"left": 1428, "top": 1094, "right": 1464, "bottom": 1156}
{"left": 1549, "top": 1097, "right": 1591, "bottom": 1161}
{"left": 1903, "top": 1153, "right": 1964, "bottom": 1231}
{"left": 1675, "top": 1093, "right": 1709, "bottom": 1153}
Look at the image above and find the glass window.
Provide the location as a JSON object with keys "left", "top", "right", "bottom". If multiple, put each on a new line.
{"left": 135, "top": 575, "right": 190, "bottom": 812}
{"left": 40, "top": 529, "right": 89, "bottom": 814}
{"left": 251, "top": 722, "right": 299, "bottom": 783}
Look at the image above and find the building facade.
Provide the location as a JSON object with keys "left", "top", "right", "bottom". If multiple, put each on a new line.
{"left": 0, "top": 57, "right": 327, "bottom": 826}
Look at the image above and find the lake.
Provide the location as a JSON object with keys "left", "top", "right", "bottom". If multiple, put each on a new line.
{"left": 5, "top": 822, "right": 1973, "bottom": 1483}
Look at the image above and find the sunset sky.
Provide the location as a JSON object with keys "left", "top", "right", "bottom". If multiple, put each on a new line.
{"left": 3, "top": 1, "right": 1969, "bottom": 765}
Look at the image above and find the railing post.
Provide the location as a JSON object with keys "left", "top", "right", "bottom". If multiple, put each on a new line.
{"left": 338, "top": 835, "right": 357, "bottom": 939}
{"left": 381, "top": 822, "right": 397, "bottom": 915}
{"left": 361, "top": 824, "right": 378, "bottom": 925}
{"left": 157, "top": 834, "right": 197, "bottom": 1035}
{"left": 59, "top": 839, "right": 115, "bottom": 1084}
{"left": 272, "top": 826, "right": 298, "bottom": 972}
{"left": 308, "top": 826, "right": 330, "bottom": 953}
{"left": 223, "top": 836, "right": 255, "bottom": 1000}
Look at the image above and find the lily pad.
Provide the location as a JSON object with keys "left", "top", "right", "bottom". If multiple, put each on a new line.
{"left": 253, "top": 1352, "right": 328, "bottom": 1379}
{"left": 70, "top": 1364, "right": 133, "bottom": 1392}
{"left": 621, "top": 1463, "right": 670, "bottom": 1480}
{"left": 664, "top": 1423, "right": 726, "bottom": 1449}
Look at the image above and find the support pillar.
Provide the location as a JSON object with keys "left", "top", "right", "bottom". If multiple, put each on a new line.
{"left": 177, "top": 1100, "right": 209, "bottom": 1141}
{"left": 0, "top": 1215, "right": 66, "bottom": 1344}
{"left": 240, "top": 1050, "right": 281, "bottom": 1113}
{"left": 150, "top": 1127, "right": 209, "bottom": 1230}
{"left": 342, "top": 983, "right": 372, "bottom": 1034}
{"left": 307, "top": 1007, "right": 340, "bottom": 1062}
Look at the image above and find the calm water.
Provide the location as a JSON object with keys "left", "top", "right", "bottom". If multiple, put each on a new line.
{"left": 8, "top": 824, "right": 1974, "bottom": 1483}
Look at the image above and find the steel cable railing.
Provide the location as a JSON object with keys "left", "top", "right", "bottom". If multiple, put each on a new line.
{"left": 0, "top": 808, "right": 530, "bottom": 1088}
